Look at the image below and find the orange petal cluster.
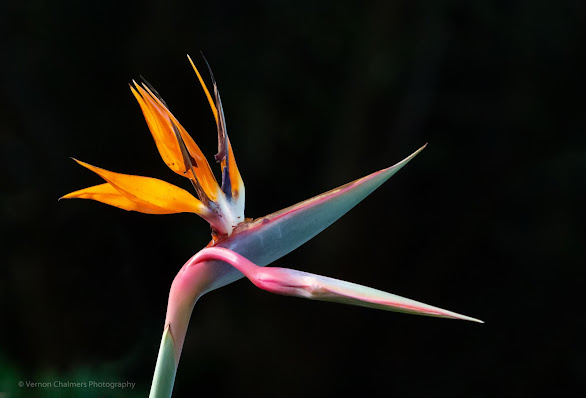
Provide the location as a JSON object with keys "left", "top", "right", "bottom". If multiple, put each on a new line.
{"left": 62, "top": 57, "right": 246, "bottom": 235}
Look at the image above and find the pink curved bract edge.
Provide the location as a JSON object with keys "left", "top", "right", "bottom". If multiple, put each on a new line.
{"left": 165, "top": 247, "right": 482, "bottom": 361}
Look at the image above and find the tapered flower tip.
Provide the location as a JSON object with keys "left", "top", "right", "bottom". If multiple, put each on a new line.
{"left": 188, "top": 248, "right": 483, "bottom": 323}
{"left": 187, "top": 54, "right": 245, "bottom": 213}
{"left": 61, "top": 159, "right": 224, "bottom": 221}
{"left": 252, "top": 268, "right": 483, "bottom": 323}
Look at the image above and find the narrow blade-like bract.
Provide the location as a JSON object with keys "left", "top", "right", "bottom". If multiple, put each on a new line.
{"left": 187, "top": 247, "right": 482, "bottom": 322}
{"left": 202, "top": 144, "right": 427, "bottom": 292}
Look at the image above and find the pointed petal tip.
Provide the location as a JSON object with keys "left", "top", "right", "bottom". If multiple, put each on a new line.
{"left": 433, "top": 303, "right": 482, "bottom": 323}
{"left": 70, "top": 157, "right": 88, "bottom": 167}
{"left": 466, "top": 315, "right": 484, "bottom": 324}
{"left": 61, "top": 157, "right": 82, "bottom": 201}
{"left": 404, "top": 298, "right": 482, "bottom": 324}
{"left": 58, "top": 192, "right": 75, "bottom": 201}
{"left": 447, "top": 312, "right": 484, "bottom": 324}
{"left": 70, "top": 158, "right": 90, "bottom": 168}
{"left": 410, "top": 142, "right": 428, "bottom": 156}
{"left": 373, "top": 143, "right": 428, "bottom": 179}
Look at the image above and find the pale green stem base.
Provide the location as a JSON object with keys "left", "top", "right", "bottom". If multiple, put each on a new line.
{"left": 149, "top": 326, "right": 177, "bottom": 398}
{"left": 148, "top": 258, "right": 210, "bottom": 398}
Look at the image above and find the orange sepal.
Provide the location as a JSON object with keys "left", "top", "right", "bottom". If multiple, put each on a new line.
{"left": 68, "top": 159, "right": 209, "bottom": 215}
{"left": 130, "top": 82, "right": 219, "bottom": 202}
{"left": 61, "top": 183, "right": 173, "bottom": 214}
{"left": 130, "top": 84, "right": 183, "bottom": 175}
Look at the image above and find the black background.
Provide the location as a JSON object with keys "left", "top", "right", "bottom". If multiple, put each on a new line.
{"left": 1, "top": 1, "right": 584, "bottom": 397}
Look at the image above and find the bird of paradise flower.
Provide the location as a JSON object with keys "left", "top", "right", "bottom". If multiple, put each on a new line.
{"left": 62, "top": 56, "right": 482, "bottom": 398}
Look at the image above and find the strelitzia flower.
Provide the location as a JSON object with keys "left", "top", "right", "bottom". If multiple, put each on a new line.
{"left": 63, "top": 56, "right": 482, "bottom": 398}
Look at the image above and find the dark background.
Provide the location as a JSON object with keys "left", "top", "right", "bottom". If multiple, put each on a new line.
{"left": 1, "top": 1, "right": 584, "bottom": 397}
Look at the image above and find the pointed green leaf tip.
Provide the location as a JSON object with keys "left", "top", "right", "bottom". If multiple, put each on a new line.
{"left": 149, "top": 326, "right": 177, "bottom": 398}
{"left": 203, "top": 144, "right": 428, "bottom": 293}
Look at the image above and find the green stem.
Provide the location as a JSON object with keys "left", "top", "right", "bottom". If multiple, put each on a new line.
{"left": 148, "top": 258, "right": 210, "bottom": 398}
{"left": 148, "top": 326, "right": 177, "bottom": 398}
